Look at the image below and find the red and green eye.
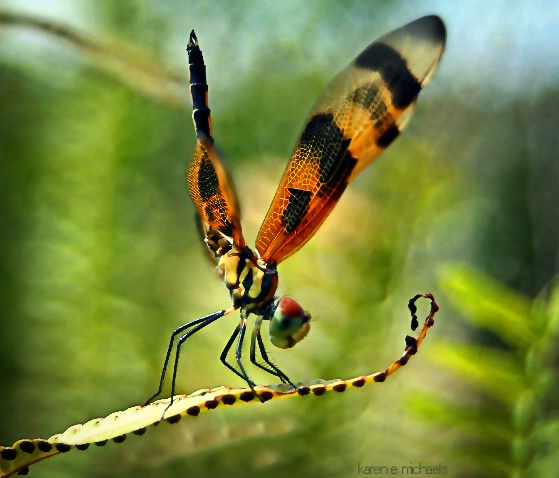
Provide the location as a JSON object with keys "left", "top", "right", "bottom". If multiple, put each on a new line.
{"left": 269, "top": 296, "right": 311, "bottom": 349}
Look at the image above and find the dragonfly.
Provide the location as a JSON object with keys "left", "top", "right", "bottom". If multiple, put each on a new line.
{"left": 146, "top": 15, "right": 446, "bottom": 406}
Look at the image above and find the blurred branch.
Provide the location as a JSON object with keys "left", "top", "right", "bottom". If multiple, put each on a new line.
{"left": 0, "top": 294, "right": 439, "bottom": 477}
{"left": 0, "top": 10, "right": 188, "bottom": 107}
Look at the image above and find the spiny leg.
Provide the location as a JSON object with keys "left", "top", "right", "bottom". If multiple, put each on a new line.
{"left": 157, "top": 307, "right": 237, "bottom": 416}
{"left": 220, "top": 321, "right": 264, "bottom": 401}
{"left": 256, "top": 331, "right": 297, "bottom": 387}
{"left": 219, "top": 324, "right": 251, "bottom": 383}
{"left": 168, "top": 308, "right": 235, "bottom": 401}
{"left": 249, "top": 318, "right": 288, "bottom": 380}
{"left": 235, "top": 317, "right": 264, "bottom": 402}
{"left": 220, "top": 322, "right": 264, "bottom": 402}
{"left": 250, "top": 318, "right": 296, "bottom": 387}
{"left": 145, "top": 310, "right": 229, "bottom": 405}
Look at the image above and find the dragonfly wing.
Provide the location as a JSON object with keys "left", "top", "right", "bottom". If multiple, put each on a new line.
{"left": 188, "top": 138, "right": 246, "bottom": 254}
{"left": 255, "top": 15, "right": 446, "bottom": 265}
{"left": 186, "top": 31, "right": 246, "bottom": 255}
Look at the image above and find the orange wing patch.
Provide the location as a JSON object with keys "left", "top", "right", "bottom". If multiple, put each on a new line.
{"left": 187, "top": 138, "right": 246, "bottom": 252}
{"left": 255, "top": 15, "right": 446, "bottom": 265}
{"left": 186, "top": 30, "right": 245, "bottom": 254}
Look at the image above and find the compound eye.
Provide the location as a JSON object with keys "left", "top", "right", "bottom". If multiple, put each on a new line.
{"left": 269, "top": 296, "right": 311, "bottom": 349}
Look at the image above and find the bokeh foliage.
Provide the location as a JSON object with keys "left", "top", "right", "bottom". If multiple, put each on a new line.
{"left": 1, "top": 1, "right": 558, "bottom": 477}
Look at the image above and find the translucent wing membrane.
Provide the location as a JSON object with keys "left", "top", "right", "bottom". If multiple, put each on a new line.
{"left": 187, "top": 139, "right": 245, "bottom": 251}
{"left": 186, "top": 31, "right": 245, "bottom": 252}
{"left": 255, "top": 16, "right": 446, "bottom": 265}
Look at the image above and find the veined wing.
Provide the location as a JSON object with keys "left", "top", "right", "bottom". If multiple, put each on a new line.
{"left": 255, "top": 16, "right": 446, "bottom": 265}
{"left": 187, "top": 139, "right": 246, "bottom": 253}
{"left": 186, "top": 31, "right": 246, "bottom": 253}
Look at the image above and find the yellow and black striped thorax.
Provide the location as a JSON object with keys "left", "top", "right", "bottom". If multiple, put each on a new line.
{"left": 218, "top": 248, "right": 279, "bottom": 312}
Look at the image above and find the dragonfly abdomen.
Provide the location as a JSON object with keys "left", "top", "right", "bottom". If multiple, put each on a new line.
{"left": 187, "top": 30, "right": 212, "bottom": 140}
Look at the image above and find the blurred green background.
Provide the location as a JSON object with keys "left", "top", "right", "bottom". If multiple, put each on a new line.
{"left": 1, "top": 1, "right": 558, "bottom": 477}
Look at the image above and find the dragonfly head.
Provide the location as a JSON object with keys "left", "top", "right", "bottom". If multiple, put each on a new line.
{"left": 268, "top": 296, "right": 311, "bottom": 349}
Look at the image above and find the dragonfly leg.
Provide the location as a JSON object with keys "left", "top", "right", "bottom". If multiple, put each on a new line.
{"left": 145, "top": 312, "right": 222, "bottom": 405}
{"left": 235, "top": 317, "right": 265, "bottom": 402}
{"left": 220, "top": 323, "right": 262, "bottom": 390}
{"left": 250, "top": 318, "right": 296, "bottom": 387}
{"left": 146, "top": 306, "right": 236, "bottom": 409}
{"left": 219, "top": 324, "right": 248, "bottom": 381}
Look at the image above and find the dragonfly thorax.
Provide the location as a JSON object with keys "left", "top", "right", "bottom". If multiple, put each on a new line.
{"left": 217, "top": 247, "right": 311, "bottom": 348}
{"left": 217, "top": 246, "right": 278, "bottom": 312}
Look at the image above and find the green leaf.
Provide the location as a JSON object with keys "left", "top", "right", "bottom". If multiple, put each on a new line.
{"left": 439, "top": 263, "right": 538, "bottom": 348}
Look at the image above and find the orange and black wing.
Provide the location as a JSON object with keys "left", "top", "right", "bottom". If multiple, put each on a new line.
{"left": 255, "top": 16, "right": 446, "bottom": 265}
{"left": 186, "top": 31, "right": 246, "bottom": 254}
